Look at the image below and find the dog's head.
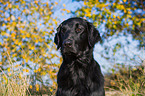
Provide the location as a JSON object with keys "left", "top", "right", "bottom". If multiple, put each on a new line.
{"left": 54, "top": 17, "right": 101, "bottom": 56}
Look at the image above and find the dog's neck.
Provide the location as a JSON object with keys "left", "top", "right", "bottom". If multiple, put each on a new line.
{"left": 62, "top": 48, "right": 94, "bottom": 64}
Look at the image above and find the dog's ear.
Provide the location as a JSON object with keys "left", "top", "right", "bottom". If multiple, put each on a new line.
{"left": 54, "top": 24, "right": 62, "bottom": 49}
{"left": 86, "top": 21, "right": 101, "bottom": 48}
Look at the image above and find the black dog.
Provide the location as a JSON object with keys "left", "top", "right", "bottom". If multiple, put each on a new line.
{"left": 54, "top": 17, "right": 105, "bottom": 96}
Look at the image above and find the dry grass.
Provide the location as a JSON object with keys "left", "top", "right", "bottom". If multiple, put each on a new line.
{"left": 0, "top": 53, "right": 30, "bottom": 96}
{"left": 0, "top": 70, "right": 30, "bottom": 96}
{"left": 105, "top": 63, "right": 145, "bottom": 96}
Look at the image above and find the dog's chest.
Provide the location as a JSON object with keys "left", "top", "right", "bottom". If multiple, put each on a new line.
{"left": 69, "top": 62, "right": 90, "bottom": 86}
{"left": 58, "top": 61, "right": 92, "bottom": 89}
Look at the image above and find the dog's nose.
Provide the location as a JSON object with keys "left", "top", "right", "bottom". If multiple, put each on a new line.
{"left": 63, "top": 40, "right": 72, "bottom": 47}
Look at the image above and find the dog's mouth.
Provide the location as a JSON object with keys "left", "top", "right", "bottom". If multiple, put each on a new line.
{"left": 61, "top": 47, "right": 77, "bottom": 56}
{"left": 62, "top": 50, "right": 76, "bottom": 56}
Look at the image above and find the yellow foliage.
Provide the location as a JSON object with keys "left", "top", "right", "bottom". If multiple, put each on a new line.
{"left": 2, "top": 23, "right": 5, "bottom": 26}
{"left": 41, "top": 71, "right": 46, "bottom": 75}
{"left": 35, "top": 27, "right": 38, "bottom": 30}
{"left": 30, "top": 45, "right": 35, "bottom": 50}
{"left": 113, "top": 25, "right": 116, "bottom": 29}
{"left": 1, "top": 0, "right": 59, "bottom": 94}
{"left": 8, "top": 68, "right": 10, "bottom": 72}
{"left": 38, "top": 68, "right": 41, "bottom": 72}
{"left": 15, "top": 64, "right": 20, "bottom": 68}
{"left": 63, "top": 4, "right": 66, "bottom": 7}
{"left": 126, "top": 23, "right": 129, "bottom": 27}
{"left": 26, "top": 33, "right": 30, "bottom": 38}
{"left": 18, "top": 17, "right": 21, "bottom": 20}
{"left": 55, "top": 2, "right": 58, "bottom": 5}
{"left": 127, "top": 14, "right": 132, "bottom": 18}
{"left": 11, "top": 33, "right": 16, "bottom": 38}
{"left": 124, "top": 9, "right": 127, "bottom": 13}
{"left": 114, "top": 21, "right": 117, "bottom": 24}
{"left": 22, "top": 35, "right": 26, "bottom": 39}
{"left": 113, "top": 15, "right": 116, "bottom": 18}
{"left": 25, "top": 57, "right": 29, "bottom": 63}
{"left": 12, "top": 53, "right": 17, "bottom": 57}
{"left": 0, "top": 10, "right": 3, "bottom": 13}
{"left": 3, "top": 76, "right": 8, "bottom": 84}
{"left": 8, "top": 3, "right": 12, "bottom": 8}
{"left": 29, "top": 85, "right": 33, "bottom": 89}
{"left": 20, "top": 29, "right": 23, "bottom": 33}
{"left": 86, "top": 13, "right": 91, "bottom": 18}
{"left": 22, "top": 69, "right": 29, "bottom": 73}
{"left": 35, "top": 84, "right": 39, "bottom": 91}
{"left": 15, "top": 39, "right": 19, "bottom": 45}
{"left": 8, "top": 73, "right": 11, "bottom": 76}
{"left": 84, "top": 2, "right": 87, "bottom": 5}
{"left": 21, "top": 1, "right": 26, "bottom": 4}
{"left": 35, "top": 39, "right": 39, "bottom": 43}
{"left": 84, "top": 8, "right": 91, "bottom": 14}
{"left": 18, "top": 41, "right": 22, "bottom": 46}
{"left": 34, "top": 1, "right": 38, "bottom": 4}
{"left": 66, "top": 9, "right": 71, "bottom": 13}
{"left": 50, "top": 88, "right": 53, "bottom": 92}
{"left": 19, "top": 73, "right": 22, "bottom": 79}
{"left": 50, "top": 6, "right": 53, "bottom": 9}
{"left": 117, "top": 16, "right": 120, "bottom": 19}
{"left": 2, "top": 31, "right": 9, "bottom": 36}
{"left": 96, "top": 3, "right": 106, "bottom": 8}
{"left": 34, "top": 70, "right": 38, "bottom": 73}
{"left": 7, "top": 17, "right": 10, "bottom": 21}
{"left": 110, "top": 80, "right": 116, "bottom": 86}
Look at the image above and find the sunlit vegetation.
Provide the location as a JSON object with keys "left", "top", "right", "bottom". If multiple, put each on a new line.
{"left": 0, "top": 0, "right": 144, "bottom": 95}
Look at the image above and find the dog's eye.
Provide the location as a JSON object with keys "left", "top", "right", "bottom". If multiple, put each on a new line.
{"left": 76, "top": 28, "right": 81, "bottom": 32}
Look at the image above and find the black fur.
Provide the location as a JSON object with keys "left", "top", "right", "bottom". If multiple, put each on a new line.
{"left": 54, "top": 17, "right": 105, "bottom": 96}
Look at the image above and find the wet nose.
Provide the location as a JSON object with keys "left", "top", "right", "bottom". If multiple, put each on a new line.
{"left": 63, "top": 40, "right": 72, "bottom": 48}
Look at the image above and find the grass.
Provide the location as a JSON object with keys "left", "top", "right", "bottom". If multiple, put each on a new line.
{"left": 0, "top": 52, "right": 144, "bottom": 96}
{"left": 0, "top": 70, "right": 30, "bottom": 96}
{"left": 0, "top": 53, "right": 30, "bottom": 96}
{"left": 1, "top": 62, "right": 145, "bottom": 96}
{"left": 105, "top": 63, "right": 145, "bottom": 96}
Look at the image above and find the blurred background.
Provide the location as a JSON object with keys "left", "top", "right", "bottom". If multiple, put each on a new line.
{"left": 0, "top": 0, "right": 145, "bottom": 95}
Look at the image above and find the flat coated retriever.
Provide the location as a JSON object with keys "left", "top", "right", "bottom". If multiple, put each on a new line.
{"left": 54, "top": 17, "right": 105, "bottom": 96}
